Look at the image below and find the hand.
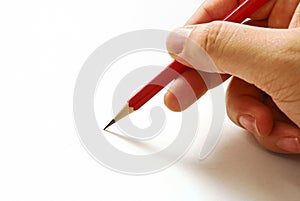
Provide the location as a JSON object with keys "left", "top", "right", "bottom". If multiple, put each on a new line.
{"left": 164, "top": 0, "right": 300, "bottom": 154}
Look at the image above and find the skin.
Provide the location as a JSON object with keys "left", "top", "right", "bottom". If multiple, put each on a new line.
{"left": 164, "top": 0, "right": 300, "bottom": 154}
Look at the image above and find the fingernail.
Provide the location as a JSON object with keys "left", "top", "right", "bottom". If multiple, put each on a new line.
{"left": 276, "top": 137, "right": 300, "bottom": 153}
{"left": 238, "top": 115, "right": 261, "bottom": 136}
{"left": 167, "top": 27, "right": 193, "bottom": 54}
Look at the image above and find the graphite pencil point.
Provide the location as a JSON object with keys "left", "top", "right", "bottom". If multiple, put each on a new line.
{"left": 103, "top": 119, "right": 115, "bottom": 130}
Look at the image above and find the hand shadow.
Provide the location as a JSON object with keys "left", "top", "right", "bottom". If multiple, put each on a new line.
{"left": 181, "top": 124, "right": 300, "bottom": 200}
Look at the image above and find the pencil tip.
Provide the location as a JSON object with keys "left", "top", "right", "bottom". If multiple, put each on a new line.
{"left": 103, "top": 119, "right": 116, "bottom": 130}
{"left": 103, "top": 104, "right": 134, "bottom": 131}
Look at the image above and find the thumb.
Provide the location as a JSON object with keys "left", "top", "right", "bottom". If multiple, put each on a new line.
{"left": 166, "top": 21, "right": 296, "bottom": 89}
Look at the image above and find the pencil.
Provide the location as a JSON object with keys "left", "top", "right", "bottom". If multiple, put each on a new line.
{"left": 104, "top": 0, "right": 269, "bottom": 130}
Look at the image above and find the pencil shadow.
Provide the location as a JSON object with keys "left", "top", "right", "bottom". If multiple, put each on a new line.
{"left": 182, "top": 129, "right": 300, "bottom": 199}
{"left": 103, "top": 129, "right": 160, "bottom": 152}
{"left": 103, "top": 130, "right": 187, "bottom": 160}
{"left": 104, "top": 130, "right": 137, "bottom": 141}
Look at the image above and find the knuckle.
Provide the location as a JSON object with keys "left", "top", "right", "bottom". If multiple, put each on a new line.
{"left": 198, "top": 21, "right": 225, "bottom": 53}
{"left": 193, "top": 21, "right": 240, "bottom": 73}
{"left": 197, "top": 21, "right": 239, "bottom": 56}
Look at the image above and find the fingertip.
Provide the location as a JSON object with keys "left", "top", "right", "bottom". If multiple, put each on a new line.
{"left": 226, "top": 78, "right": 274, "bottom": 137}
{"left": 237, "top": 104, "right": 273, "bottom": 138}
{"left": 166, "top": 28, "right": 194, "bottom": 68}
{"left": 227, "top": 94, "right": 274, "bottom": 137}
{"left": 253, "top": 105, "right": 274, "bottom": 137}
{"left": 257, "top": 121, "right": 300, "bottom": 154}
{"left": 164, "top": 91, "right": 182, "bottom": 112}
{"left": 276, "top": 137, "right": 300, "bottom": 154}
{"left": 166, "top": 27, "right": 191, "bottom": 55}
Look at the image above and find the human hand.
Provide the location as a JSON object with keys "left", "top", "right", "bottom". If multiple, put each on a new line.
{"left": 164, "top": 0, "right": 300, "bottom": 154}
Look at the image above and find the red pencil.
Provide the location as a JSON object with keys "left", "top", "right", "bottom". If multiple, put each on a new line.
{"left": 104, "top": 0, "right": 269, "bottom": 130}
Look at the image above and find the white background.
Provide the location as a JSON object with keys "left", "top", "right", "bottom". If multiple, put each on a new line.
{"left": 0, "top": 0, "right": 300, "bottom": 200}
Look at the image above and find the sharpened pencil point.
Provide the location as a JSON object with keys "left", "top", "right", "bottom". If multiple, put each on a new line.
{"left": 103, "top": 119, "right": 115, "bottom": 130}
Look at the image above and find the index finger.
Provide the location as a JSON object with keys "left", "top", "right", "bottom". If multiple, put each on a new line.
{"left": 186, "top": 0, "right": 277, "bottom": 25}
{"left": 186, "top": 0, "right": 240, "bottom": 25}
